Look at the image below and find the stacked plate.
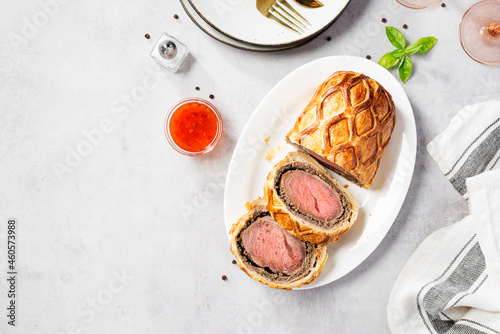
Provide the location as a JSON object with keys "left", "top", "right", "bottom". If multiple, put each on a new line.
{"left": 181, "top": 0, "right": 351, "bottom": 51}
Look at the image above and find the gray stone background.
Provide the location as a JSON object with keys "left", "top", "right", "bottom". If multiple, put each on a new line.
{"left": 0, "top": 0, "right": 499, "bottom": 333}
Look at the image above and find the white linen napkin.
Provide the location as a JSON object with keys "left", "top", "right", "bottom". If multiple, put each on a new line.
{"left": 387, "top": 101, "right": 500, "bottom": 334}
{"left": 426, "top": 100, "right": 500, "bottom": 199}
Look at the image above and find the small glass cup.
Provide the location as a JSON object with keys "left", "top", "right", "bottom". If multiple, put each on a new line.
{"left": 459, "top": 0, "right": 500, "bottom": 65}
{"left": 165, "top": 98, "right": 223, "bottom": 156}
{"left": 396, "top": 0, "right": 440, "bottom": 9}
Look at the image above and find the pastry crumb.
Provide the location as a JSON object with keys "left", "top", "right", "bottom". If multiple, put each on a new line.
{"left": 264, "top": 136, "right": 270, "bottom": 146}
{"left": 265, "top": 148, "right": 276, "bottom": 162}
{"left": 277, "top": 144, "right": 286, "bottom": 151}
{"left": 245, "top": 201, "right": 251, "bottom": 210}
{"left": 343, "top": 184, "right": 349, "bottom": 188}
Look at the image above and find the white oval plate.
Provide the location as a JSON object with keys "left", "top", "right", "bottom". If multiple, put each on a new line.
{"left": 181, "top": 0, "right": 311, "bottom": 51}
{"left": 224, "top": 56, "right": 416, "bottom": 289}
{"left": 188, "top": 0, "right": 350, "bottom": 47}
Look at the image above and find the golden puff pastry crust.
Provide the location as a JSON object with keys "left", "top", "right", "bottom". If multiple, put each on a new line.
{"left": 286, "top": 71, "right": 396, "bottom": 189}
{"left": 229, "top": 198, "right": 327, "bottom": 290}
{"left": 264, "top": 151, "right": 359, "bottom": 246}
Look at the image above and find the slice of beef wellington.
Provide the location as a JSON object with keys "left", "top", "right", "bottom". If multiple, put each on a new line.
{"left": 264, "top": 150, "right": 359, "bottom": 245}
{"left": 229, "top": 198, "right": 327, "bottom": 290}
{"left": 286, "top": 71, "right": 396, "bottom": 189}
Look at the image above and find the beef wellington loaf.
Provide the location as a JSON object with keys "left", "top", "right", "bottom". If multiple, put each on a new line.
{"left": 264, "top": 150, "right": 359, "bottom": 245}
{"left": 229, "top": 198, "right": 327, "bottom": 290}
{"left": 286, "top": 71, "right": 396, "bottom": 189}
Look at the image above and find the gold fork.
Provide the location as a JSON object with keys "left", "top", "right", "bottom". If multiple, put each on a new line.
{"left": 256, "top": 0, "right": 310, "bottom": 34}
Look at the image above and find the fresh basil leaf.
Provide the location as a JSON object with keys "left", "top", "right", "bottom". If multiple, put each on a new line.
{"left": 386, "top": 26, "right": 406, "bottom": 50}
{"left": 391, "top": 49, "right": 406, "bottom": 58}
{"left": 405, "top": 42, "right": 421, "bottom": 54}
{"left": 414, "top": 36, "right": 438, "bottom": 53}
{"left": 399, "top": 55, "right": 412, "bottom": 83}
{"left": 378, "top": 52, "right": 401, "bottom": 69}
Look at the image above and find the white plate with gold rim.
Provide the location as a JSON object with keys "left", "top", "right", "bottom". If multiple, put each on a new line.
{"left": 187, "top": 0, "right": 350, "bottom": 47}
{"left": 224, "top": 56, "right": 416, "bottom": 289}
{"left": 181, "top": 0, "right": 311, "bottom": 51}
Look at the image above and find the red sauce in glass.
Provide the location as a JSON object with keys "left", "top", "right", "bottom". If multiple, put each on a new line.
{"left": 169, "top": 102, "right": 219, "bottom": 152}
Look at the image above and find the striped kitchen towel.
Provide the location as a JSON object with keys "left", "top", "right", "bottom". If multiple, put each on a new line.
{"left": 426, "top": 100, "right": 500, "bottom": 199}
{"left": 387, "top": 101, "right": 500, "bottom": 334}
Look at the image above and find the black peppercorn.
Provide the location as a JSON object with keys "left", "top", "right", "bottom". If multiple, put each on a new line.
{"left": 222, "top": 275, "right": 227, "bottom": 281}
{"left": 382, "top": 18, "right": 387, "bottom": 23}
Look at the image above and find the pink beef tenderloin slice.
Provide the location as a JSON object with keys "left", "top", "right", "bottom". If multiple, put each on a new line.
{"left": 241, "top": 217, "right": 306, "bottom": 274}
{"left": 281, "top": 170, "right": 342, "bottom": 223}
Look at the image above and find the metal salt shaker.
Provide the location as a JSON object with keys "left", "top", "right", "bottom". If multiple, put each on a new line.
{"left": 150, "top": 33, "right": 188, "bottom": 73}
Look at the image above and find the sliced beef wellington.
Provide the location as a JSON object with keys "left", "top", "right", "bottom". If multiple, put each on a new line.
{"left": 286, "top": 71, "right": 396, "bottom": 189}
{"left": 264, "top": 150, "right": 359, "bottom": 245}
{"left": 229, "top": 198, "right": 327, "bottom": 290}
